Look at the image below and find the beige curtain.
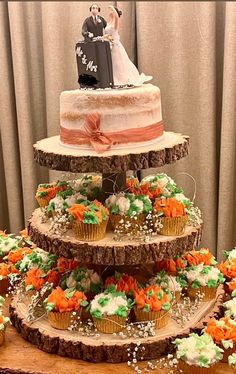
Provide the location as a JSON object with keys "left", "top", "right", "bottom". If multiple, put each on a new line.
{"left": 0, "top": 1, "right": 235, "bottom": 259}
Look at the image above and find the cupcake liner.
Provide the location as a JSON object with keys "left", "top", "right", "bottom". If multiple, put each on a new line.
{"left": 48, "top": 311, "right": 80, "bottom": 330}
{"left": 93, "top": 315, "right": 127, "bottom": 334}
{"left": 134, "top": 307, "right": 169, "bottom": 329}
{"left": 178, "top": 360, "right": 217, "bottom": 374}
{"left": 35, "top": 196, "right": 50, "bottom": 208}
{"left": 175, "top": 290, "right": 182, "bottom": 302}
{"left": 187, "top": 286, "right": 217, "bottom": 301}
{"left": 0, "top": 329, "right": 5, "bottom": 346}
{"left": 155, "top": 216, "right": 188, "bottom": 236}
{"left": 72, "top": 219, "right": 108, "bottom": 241}
{"left": 0, "top": 277, "right": 10, "bottom": 295}
{"left": 110, "top": 214, "right": 146, "bottom": 234}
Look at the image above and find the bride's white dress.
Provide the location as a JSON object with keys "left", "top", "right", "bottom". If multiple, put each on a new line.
{"left": 105, "top": 24, "right": 152, "bottom": 86}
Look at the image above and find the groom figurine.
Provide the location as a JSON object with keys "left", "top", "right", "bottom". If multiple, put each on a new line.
{"left": 82, "top": 4, "right": 107, "bottom": 41}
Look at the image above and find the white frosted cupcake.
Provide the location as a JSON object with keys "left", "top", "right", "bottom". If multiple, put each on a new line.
{"left": 0, "top": 233, "right": 20, "bottom": 260}
{"left": 90, "top": 286, "right": 133, "bottom": 333}
{"left": 149, "top": 271, "right": 183, "bottom": 301}
{"left": 175, "top": 333, "right": 223, "bottom": 373}
{"left": 105, "top": 193, "right": 152, "bottom": 234}
{"left": 182, "top": 263, "right": 225, "bottom": 301}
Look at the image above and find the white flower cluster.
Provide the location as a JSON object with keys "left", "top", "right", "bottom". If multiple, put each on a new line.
{"left": 224, "top": 298, "right": 236, "bottom": 319}
{"left": 175, "top": 334, "right": 222, "bottom": 367}
{"left": 90, "top": 292, "right": 128, "bottom": 316}
{"left": 0, "top": 236, "right": 19, "bottom": 254}
{"left": 66, "top": 269, "right": 101, "bottom": 292}
{"left": 183, "top": 263, "right": 221, "bottom": 286}
{"left": 149, "top": 274, "right": 182, "bottom": 292}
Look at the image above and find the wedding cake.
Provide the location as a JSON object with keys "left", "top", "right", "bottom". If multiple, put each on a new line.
{"left": 60, "top": 84, "right": 164, "bottom": 152}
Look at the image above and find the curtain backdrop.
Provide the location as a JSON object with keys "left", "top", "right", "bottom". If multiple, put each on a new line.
{"left": 0, "top": 1, "right": 235, "bottom": 259}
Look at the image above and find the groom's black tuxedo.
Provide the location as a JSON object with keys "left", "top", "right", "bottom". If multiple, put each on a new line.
{"left": 82, "top": 16, "right": 107, "bottom": 40}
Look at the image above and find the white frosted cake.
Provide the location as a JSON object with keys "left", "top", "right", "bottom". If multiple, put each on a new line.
{"left": 60, "top": 84, "right": 164, "bottom": 153}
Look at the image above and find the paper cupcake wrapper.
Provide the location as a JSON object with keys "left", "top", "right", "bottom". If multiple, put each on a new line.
{"left": 110, "top": 214, "right": 146, "bottom": 233}
{"left": 72, "top": 219, "right": 108, "bottom": 241}
{"left": 155, "top": 216, "right": 188, "bottom": 236}
{"left": 178, "top": 360, "right": 217, "bottom": 374}
{"left": 134, "top": 307, "right": 169, "bottom": 329}
{"left": 35, "top": 195, "right": 50, "bottom": 208}
{"left": 0, "top": 278, "right": 10, "bottom": 295}
{"left": 187, "top": 286, "right": 217, "bottom": 301}
{"left": 175, "top": 290, "right": 182, "bottom": 302}
{"left": 48, "top": 311, "right": 80, "bottom": 330}
{"left": 93, "top": 315, "right": 127, "bottom": 334}
{"left": 0, "top": 329, "right": 5, "bottom": 346}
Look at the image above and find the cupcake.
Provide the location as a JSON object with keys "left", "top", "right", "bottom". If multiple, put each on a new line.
{"left": 149, "top": 270, "right": 183, "bottom": 302}
{"left": 184, "top": 249, "right": 217, "bottom": 267}
{"left": 0, "top": 297, "right": 10, "bottom": 346}
{"left": 182, "top": 263, "right": 225, "bottom": 301}
{"left": 104, "top": 272, "right": 140, "bottom": 298}
{"left": 228, "top": 353, "right": 236, "bottom": 374}
{"left": 57, "top": 257, "right": 79, "bottom": 274}
{"left": 225, "top": 278, "right": 236, "bottom": 297}
{"left": 0, "top": 263, "right": 19, "bottom": 295}
{"left": 68, "top": 200, "right": 109, "bottom": 241}
{"left": 126, "top": 176, "right": 140, "bottom": 195}
{"left": 72, "top": 174, "right": 102, "bottom": 200}
{"left": 46, "top": 191, "right": 85, "bottom": 218}
{"left": 105, "top": 193, "right": 152, "bottom": 234}
{"left": 90, "top": 286, "right": 133, "bottom": 334}
{"left": 219, "top": 258, "right": 236, "bottom": 283}
{"left": 155, "top": 256, "right": 187, "bottom": 275}
{"left": 206, "top": 317, "right": 236, "bottom": 363}
{"left": 45, "top": 287, "right": 88, "bottom": 330}
{"left": 0, "top": 232, "right": 21, "bottom": 262}
{"left": 134, "top": 284, "right": 172, "bottom": 329}
{"left": 4, "top": 247, "right": 33, "bottom": 265}
{"left": 35, "top": 181, "right": 69, "bottom": 207}
{"left": 223, "top": 298, "right": 236, "bottom": 320}
{"left": 60, "top": 266, "right": 102, "bottom": 298}
{"left": 153, "top": 197, "right": 188, "bottom": 235}
{"left": 140, "top": 173, "right": 183, "bottom": 200}
{"left": 15, "top": 248, "right": 57, "bottom": 274}
{"left": 24, "top": 268, "right": 60, "bottom": 294}
{"left": 174, "top": 333, "right": 223, "bottom": 373}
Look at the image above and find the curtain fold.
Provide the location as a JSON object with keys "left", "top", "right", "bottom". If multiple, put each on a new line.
{"left": 0, "top": 1, "right": 235, "bottom": 257}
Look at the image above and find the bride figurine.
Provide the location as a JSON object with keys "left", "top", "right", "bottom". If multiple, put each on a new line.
{"left": 103, "top": 5, "right": 152, "bottom": 87}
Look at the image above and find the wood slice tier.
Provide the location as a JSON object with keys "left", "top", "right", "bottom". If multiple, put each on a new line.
{"left": 33, "top": 132, "right": 189, "bottom": 173}
{"left": 9, "top": 288, "right": 224, "bottom": 364}
{"left": 28, "top": 209, "right": 202, "bottom": 266}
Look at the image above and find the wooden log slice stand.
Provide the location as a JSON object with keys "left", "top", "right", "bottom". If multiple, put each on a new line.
{"left": 9, "top": 131, "right": 215, "bottom": 369}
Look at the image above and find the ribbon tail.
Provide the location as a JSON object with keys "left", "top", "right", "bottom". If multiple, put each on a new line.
{"left": 90, "top": 136, "right": 112, "bottom": 153}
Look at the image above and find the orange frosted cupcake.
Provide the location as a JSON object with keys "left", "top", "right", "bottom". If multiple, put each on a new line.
{"left": 0, "top": 263, "right": 19, "bottom": 295}
{"left": 45, "top": 287, "right": 88, "bottom": 330}
{"left": 153, "top": 197, "right": 188, "bottom": 235}
{"left": 69, "top": 200, "right": 109, "bottom": 241}
{"left": 35, "top": 181, "right": 69, "bottom": 207}
{"left": 206, "top": 317, "right": 236, "bottom": 363}
{"left": 105, "top": 272, "right": 140, "bottom": 298}
{"left": 134, "top": 284, "right": 172, "bottom": 329}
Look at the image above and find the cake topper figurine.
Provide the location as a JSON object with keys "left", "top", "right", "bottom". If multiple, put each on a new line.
{"left": 82, "top": 3, "right": 107, "bottom": 41}
{"left": 103, "top": 5, "right": 152, "bottom": 86}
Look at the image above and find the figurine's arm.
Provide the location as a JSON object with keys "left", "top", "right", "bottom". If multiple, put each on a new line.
{"left": 109, "top": 6, "right": 119, "bottom": 30}
{"left": 82, "top": 18, "right": 93, "bottom": 39}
